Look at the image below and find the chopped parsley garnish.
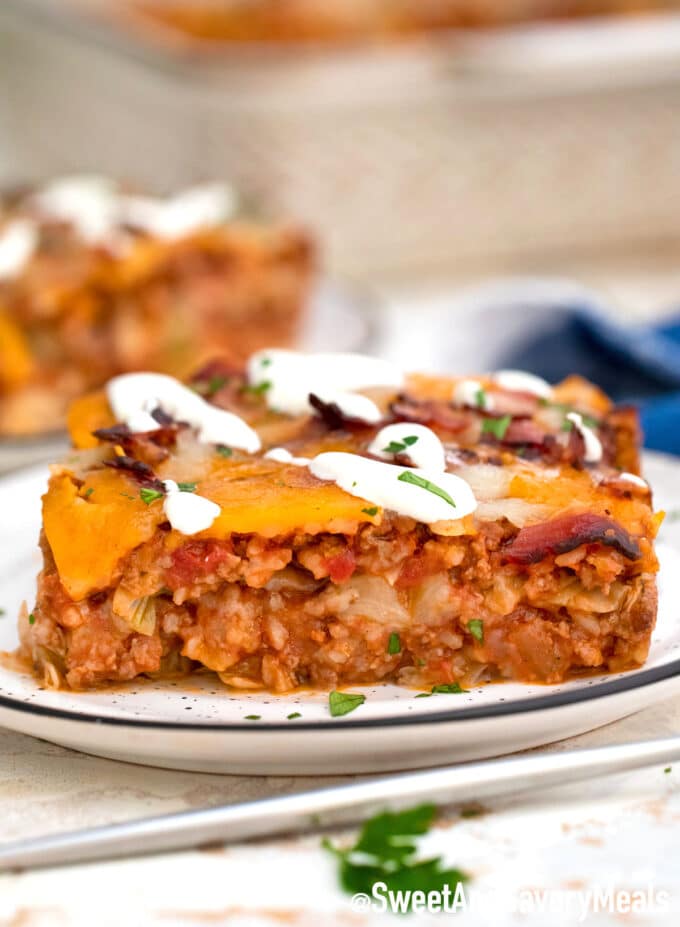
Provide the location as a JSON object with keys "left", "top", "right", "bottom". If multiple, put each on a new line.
{"left": 260, "top": 357, "right": 272, "bottom": 368}
{"left": 0, "top": 608, "right": 5, "bottom": 618}
{"left": 468, "top": 619, "right": 484, "bottom": 643}
{"left": 387, "top": 632, "right": 401, "bottom": 655}
{"left": 323, "top": 804, "right": 468, "bottom": 909}
{"left": 665, "top": 766, "right": 672, "bottom": 774}
{"left": 432, "top": 683, "right": 467, "bottom": 694}
{"left": 193, "top": 375, "right": 228, "bottom": 397}
{"left": 120, "top": 492, "right": 136, "bottom": 501}
{"left": 244, "top": 714, "right": 261, "bottom": 721}
{"left": 383, "top": 435, "right": 419, "bottom": 455}
{"left": 242, "top": 380, "right": 271, "bottom": 397}
{"left": 140, "top": 487, "right": 164, "bottom": 505}
{"left": 362, "top": 506, "right": 379, "bottom": 516}
{"left": 83, "top": 487, "right": 94, "bottom": 499}
{"left": 482, "top": 415, "right": 512, "bottom": 440}
{"left": 329, "top": 690, "right": 366, "bottom": 717}
{"left": 417, "top": 683, "right": 467, "bottom": 697}
{"left": 177, "top": 481, "right": 197, "bottom": 493}
{"left": 287, "top": 712, "right": 302, "bottom": 720}
{"left": 216, "top": 445, "right": 233, "bottom": 458}
{"left": 397, "top": 471, "right": 456, "bottom": 508}
{"left": 474, "top": 387, "right": 487, "bottom": 408}
{"left": 28, "top": 613, "right": 36, "bottom": 625}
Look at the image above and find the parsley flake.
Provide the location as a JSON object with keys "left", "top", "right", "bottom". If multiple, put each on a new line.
{"left": 260, "top": 357, "right": 272, "bottom": 368}
{"left": 177, "top": 482, "right": 197, "bottom": 493}
{"left": 387, "top": 632, "right": 401, "bottom": 655}
{"left": 362, "top": 506, "right": 379, "bottom": 516}
{"left": 28, "top": 613, "right": 36, "bottom": 625}
{"left": 209, "top": 375, "right": 227, "bottom": 393}
{"left": 216, "top": 445, "right": 233, "bottom": 458}
{"left": 383, "top": 435, "right": 419, "bottom": 455}
{"left": 323, "top": 804, "right": 468, "bottom": 909}
{"left": 474, "top": 388, "right": 487, "bottom": 408}
{"left": 329, "top": 690, "right": 366, "bottom": 717}
{"left": 397, "top": 471, "right": 456, "bottom": 508}
{"left": 243, "top": 380, "right": 271, "bottom": 397}
{"left": 83, "top": 487, "right": 94, "bottom": 499}
{"left": 665, "top": 766, "right": 672, "bottom": 774}
{"left": 432, "top": 683, "right": 467, "bottom": 694}
{"left": 140, "top": 487, "right": 164, "bottom": 505}
{"left": 244, "top": 714, "right": 261, "bottom": 721}
{"left": 192, "top": 375, "right": 228, "bottom": 397}
{"left": 417, "top": 683, "right": 467, "bottom": 697}
{"left": 287, "top": 712, "right": 302, "bottom": 720}
{"left": 468, "top": 619, "right": 484, "bottom": 643}
{"left": 0, "top": 608, "right": 5, "bottom": 618}
{"left": 482, "top": 415, "right": 512, "bottom": 440}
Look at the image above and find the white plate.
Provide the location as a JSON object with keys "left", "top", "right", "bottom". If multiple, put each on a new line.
{"left": 0, "top": 453, "right": 679, "bottom": 775}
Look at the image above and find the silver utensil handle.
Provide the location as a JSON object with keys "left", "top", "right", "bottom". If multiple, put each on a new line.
{"left": 2, "top": 736, "right": 678, "bottom": 871}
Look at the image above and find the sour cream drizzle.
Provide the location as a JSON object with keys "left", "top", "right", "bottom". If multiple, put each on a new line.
{"left": 368, "top": 423, "right": 446, "bottom": 471}
{"left": 618, "top": 472, "right": 648, "bottom": 489}
{"left": 491, "top": 369, "right": 553, "bottom": 399}
{"left": 452, "top": 378, "right": 494, "bottom": 411}
{"left": 162, "top": 480, "right": 220, "bottom": 535}
{"left": 0, "top": 220, "right": 39, "bottom": 280}
{"left": 107, "top": 372, "right": 261, "bottom": 453}
{"left": 247, "top": 349, "right": 404, "bottom": 421}
{"left": 313, "top": 390, "right": 383, "bottom": 424}
{"left": 566, "top": 412, "right": 603, "bottom": 463}
{"left": 309, "top": 453, "right": 477, "bottom": 524}
{"left": 30, "top": 175, "right": 234, "bottom": 246}
{"left": 264, "top": 447, "right": 311, "bottom": 466}
{"left": 119, "top": 184, "right": 234, "bottom": 241}
{"left": 31, "top": 175, "right": 119, "bottom": 244}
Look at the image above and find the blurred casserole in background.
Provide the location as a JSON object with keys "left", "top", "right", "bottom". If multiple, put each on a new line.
{"left": 0, "top": 178, "right": 313, "bottom": 436}
{"left": 2, "top": 1, "right": 680, "bottom": 276}
{"left": 129, "top": 0, "right": 680, "bottom": 43}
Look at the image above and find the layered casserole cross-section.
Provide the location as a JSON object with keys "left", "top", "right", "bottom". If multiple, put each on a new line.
{"left": 21, "top": 351, "right": 660, "bottom": 693}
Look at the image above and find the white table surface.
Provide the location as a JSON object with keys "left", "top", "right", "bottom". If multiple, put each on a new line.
{"left": 2, "top": 265, "right": 680, "bottom": 926}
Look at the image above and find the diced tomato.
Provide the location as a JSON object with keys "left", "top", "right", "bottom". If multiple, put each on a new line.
{"left": 324, "top": 549, "right": 356, "bottom": 583}
{"left": 168, "top": 540, "right": 234, "bottom": 587}
{"left": 395, "top": 552, "right": 440, "bottom": 588}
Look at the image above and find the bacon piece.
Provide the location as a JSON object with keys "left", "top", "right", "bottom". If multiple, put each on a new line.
{"left": 308, "top": 393, "right": 376, "bottom": 431}
{"left": 92, "top": 423, "right": 132, "bottom": 443}
{"left": 501, "top": 418, "right": 546, "bottom": 446}
{"left": 104, "top": 455, "right": 165, "bottom": 492}
{"left": 390, "top": 396, "right": 472, "bottom": 433}
{"left": 503, "top": 512, "right": 641, "bottom": 565}
{"left": 488, "top": 390, "right": 539, "bottom": 417}
{"left": 94, "top": 421, "right": 185, "bottom": 466}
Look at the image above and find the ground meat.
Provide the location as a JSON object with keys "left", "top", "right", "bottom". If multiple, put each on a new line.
{"left": 26, "top": 513, "right": 657, "bottom": 691}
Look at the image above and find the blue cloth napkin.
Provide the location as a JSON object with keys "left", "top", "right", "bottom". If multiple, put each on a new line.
{"left": 494, "top": 301, "right": 680, "bottom": 456}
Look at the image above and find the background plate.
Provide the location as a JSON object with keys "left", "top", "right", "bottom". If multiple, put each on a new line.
{"left": 0, "top": 452, "right": 678, "bottom": 774}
